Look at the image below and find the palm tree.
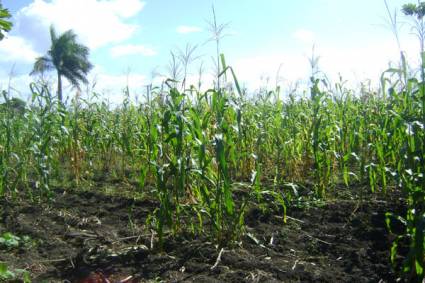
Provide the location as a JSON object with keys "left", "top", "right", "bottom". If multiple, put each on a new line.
{"left": 30, "top": 26, "right": 93, "bottom": 102}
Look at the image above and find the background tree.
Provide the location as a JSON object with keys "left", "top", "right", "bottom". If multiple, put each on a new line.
{"left": 30, "top": 26, "right": 93, "bottom": 102}
{"left": 0, "top": 2, "right": 13, "bottom": 40}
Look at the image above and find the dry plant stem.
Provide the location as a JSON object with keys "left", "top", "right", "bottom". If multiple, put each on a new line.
{"left": 302, "top": 231, "right": 332, "bottom": 246}
{"left": 211, "top": 248, "right": 225, "bottom": 270}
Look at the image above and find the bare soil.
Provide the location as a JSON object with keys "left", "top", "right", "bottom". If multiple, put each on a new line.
{"left": 0, "top": 185, "right": 406, "bottom": 282}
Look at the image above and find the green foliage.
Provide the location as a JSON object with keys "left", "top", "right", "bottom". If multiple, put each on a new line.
{"left": 0, "top": 3, "right": 12, "bottom": 41}
{"left": 0, "top": 232, "right": 20, "bottom": 249}
{"left": 0, "top": 97, "right": 26, "bottom": 115}
{"left": 0, "top": 232, "right": 34, "bottom": 250}
{"left": 402, "top": 2, "right": 425, "bottom": 19}
{"left": 0, "top": 262, "right": 31, "bottom": 282}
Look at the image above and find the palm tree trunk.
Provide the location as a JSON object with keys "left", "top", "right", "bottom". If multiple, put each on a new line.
{"left": 57, "top": 71, "right": 63, "bottom": 102}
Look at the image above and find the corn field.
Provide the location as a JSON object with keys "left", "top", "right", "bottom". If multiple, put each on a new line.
{"left": 0, "top": 55, "right": 424, "bottom": 280}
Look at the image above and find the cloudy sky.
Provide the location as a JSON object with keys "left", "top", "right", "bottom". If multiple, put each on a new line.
{"left": 0, "top": 0, "right": 420, "bottom": 102}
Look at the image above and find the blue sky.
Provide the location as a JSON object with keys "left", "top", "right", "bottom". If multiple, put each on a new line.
{"left": 0, "top": 0, "right": 420, "bottom": 102}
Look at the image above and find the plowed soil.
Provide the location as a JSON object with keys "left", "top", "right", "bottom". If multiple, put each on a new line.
{"left": 0, "top": 186, "right": 405, "bottom": 282}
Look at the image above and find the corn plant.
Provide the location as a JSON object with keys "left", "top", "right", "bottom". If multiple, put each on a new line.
{"left": 27, "top": 83, "right": 62, "bottom": 200}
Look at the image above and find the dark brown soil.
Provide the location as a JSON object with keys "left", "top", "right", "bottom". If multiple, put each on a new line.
{"left": 0, "top": 185, "right": 406, "bottom": 283}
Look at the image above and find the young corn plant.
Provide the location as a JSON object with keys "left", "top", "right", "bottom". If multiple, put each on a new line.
{"left": 210, "top": 87, "right": 242, "bottom": 245}
{"left": 147, "top": 83, "right": 199, "bottom": 248}
{"left": 309, "top": 77, "right": 329, "bottom": 197}
{"left": 27, "top": 83, "right": 62, "bottom": 200}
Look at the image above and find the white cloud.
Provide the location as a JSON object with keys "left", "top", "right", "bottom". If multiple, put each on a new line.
{"left": 0, "top": 35, "right": 40, "bottom": 63}
{"left": 15, "top": 0, "right": 146, "bottom": 50}
{"left": 233, "top": 54, "right": 309, "bottom": 90}
{"left": 100, "top": 0, "right": 146, "bottom": 18}
{"left": 110, "top": 44, "right": 157, "bottom": 57}
{"left": 176, "top": 25, "right": 202, "bottom": 34}
{"left": 230, "top": 36, "right": 420, "bottom": 91}
{"left": 316, "top": 37, "right": 419, "bottom": 81}
{"left": 293, "top": 29, "right": 315, "bottom": 44}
